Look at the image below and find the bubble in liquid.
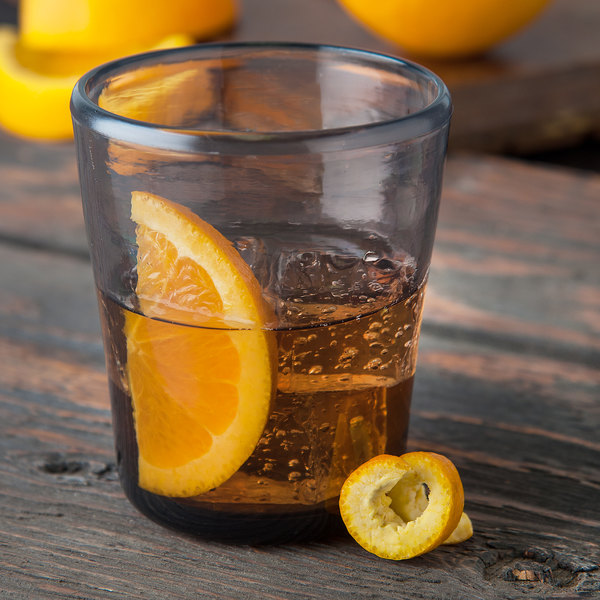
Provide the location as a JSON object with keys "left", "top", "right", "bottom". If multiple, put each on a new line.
{"left": 363, "top": 330, "right": 379, "bottom": 342}
{"left": 319, "top": 422, "right": 331, "bottom": 432}
{"left": 308, "top": 365, "right": 323, "bottom": 375}
{"left": 288, "top": 459, "right": 300, "bottom": 468}
{"left": 305, "top": 478, "right": 317, "bottom": 491}
{"left": 365, "top": 358, "right": 383, "bottom": 370}
{"left": 340, "top": 347, "right": 359, "bottom": 361}
{"left": 330, "top": 339, "right": 338, "bottom": 347}
{"left": 275, "top": 429, "right": 286, "bottom": 439}
{"left": 288, "top": 471, "right": 302, "bottom": 482}
{"left": 263, "top": 462, "right": 274, "bottom": 471}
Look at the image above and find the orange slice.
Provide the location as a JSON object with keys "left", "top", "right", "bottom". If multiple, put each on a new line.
{"left": 0, "top": 25, "right": 194, "bottom": 140}
{"left": 125, "top": 191, "right": 272, "bottom": 497}
{"left": 339, "top": 452, "right": 470, "bottom": 560}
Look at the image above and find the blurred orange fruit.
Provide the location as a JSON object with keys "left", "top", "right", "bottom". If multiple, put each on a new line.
{"left": 125, "top": 192, "right": 272, "bottom": 497}
{"left": 20, "top": 0, "right": 236, "bottom": 52}
{"left": 0, "top": 25, "right": 193, "bottom": 140}
{"left": 337, "top": 0, "right": 551, "bottom": 59}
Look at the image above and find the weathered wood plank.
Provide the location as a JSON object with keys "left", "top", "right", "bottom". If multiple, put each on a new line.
{"left": 0, "top": 131, "right": 87, "bottom": 257}
{"left": 424, "top": 153, "right": 600, "bottom": 363}
{"left": 0, "top": 244, "right": 598, "bottom": 599}
{"left": 1, "top": 147, "right": 599, "bottom": 360}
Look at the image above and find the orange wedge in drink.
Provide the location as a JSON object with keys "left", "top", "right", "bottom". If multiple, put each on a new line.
{"left": 125, "top": 191, "right": 272, "bottom": 497}
{"left": 339, "top": 452, "right": 471, "bottom": 560}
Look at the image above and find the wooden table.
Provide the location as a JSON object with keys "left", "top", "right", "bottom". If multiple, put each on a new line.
{"left": 1, "top": 1, "right": 600, "bottom": 598}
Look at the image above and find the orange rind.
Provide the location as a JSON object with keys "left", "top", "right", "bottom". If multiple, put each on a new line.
{"left": 339, "top": 452, "right": 470, "bottom": 560}
{"left": 125, "top": 192, "right": 272, "bottom": 497}
{"left": 0, "top": 25, "right": 194, "bottom": 141}
{"left": 20, "top": 0, "right": 236, "bottom": 52}
{"left": 336, "top": 0, "right": 550, "bottom": 59}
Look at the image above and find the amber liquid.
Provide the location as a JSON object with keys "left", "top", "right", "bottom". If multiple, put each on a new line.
{"left": 99, "top": 278, "right": 425, "bottom": 544}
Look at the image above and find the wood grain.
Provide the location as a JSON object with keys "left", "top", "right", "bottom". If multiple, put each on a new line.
{"left": 0, "top": 244, "right": 598, "bottom": 599}
{"left": 1, "top": 151, "right": 599, "bottom": 597}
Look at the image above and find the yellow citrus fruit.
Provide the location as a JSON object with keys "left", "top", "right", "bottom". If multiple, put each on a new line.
{"left": 0, "top": 25, "right": 193, "bottom": 141}
{"left": 339, "top": 452, "right": 471, "bottom": 560}
{"left": 20, "top": 0, "right": 236, "bottom": 52}
{"left": 442, "top": 511, "right": 473, "bottom": 545}
{"left": 125, "top": 191, "right": 272, "bottom": 497}
{"left": 336, "top": 0, "right": 551, "bottom": 59}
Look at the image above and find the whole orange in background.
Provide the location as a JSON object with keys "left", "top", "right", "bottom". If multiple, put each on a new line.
{"left": 20, "top": 0, "right": 236, "bottom": 51}
{"left": 336, "top": 0, "right": 551, "bottom": 59}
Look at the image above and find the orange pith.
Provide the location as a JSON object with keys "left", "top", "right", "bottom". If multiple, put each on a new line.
{"left": 125, "top": 191, "right": 272, "bottom": 497}
{"left": 339, "top": 452, "right": 470, "bottom": 560}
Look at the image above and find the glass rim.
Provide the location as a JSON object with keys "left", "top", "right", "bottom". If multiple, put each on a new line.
{"left": 70, "top": 41, "right": 452, "bottom": 155}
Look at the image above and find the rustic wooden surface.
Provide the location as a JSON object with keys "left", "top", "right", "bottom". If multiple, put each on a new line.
{"left": 1, "top": 0, "right": 600, "bottom": 597}
{"left": 1, "top": 0, "right": 600, "bottom": 153}
{"left": 1, "top": 127, "right": 599, "bottom": 598}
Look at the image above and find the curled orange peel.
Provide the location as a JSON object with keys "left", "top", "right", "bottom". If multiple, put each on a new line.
{"left": 339, "top": 452, "right": 471, "bottom": 560}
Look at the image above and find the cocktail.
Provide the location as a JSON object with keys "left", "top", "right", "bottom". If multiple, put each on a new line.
{"left": 71, "top": 43, "right": 451, "bottom": 543}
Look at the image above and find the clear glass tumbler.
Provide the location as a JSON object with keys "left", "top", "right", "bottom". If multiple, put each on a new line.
{"left": 71, "top": 43, "right": 451, "bottom": 544}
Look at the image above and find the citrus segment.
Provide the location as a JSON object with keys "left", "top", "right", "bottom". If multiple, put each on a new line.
{"left": 442, "top": 511, "right": 473, "bottom": 545}
{"left": 339, "top": 452, "right": 465, "bottom": 560}
{"left": 0, "top": 26, "right": 193, "bottom": 140}
{"left": 336, "top": 0, "right": 550, "bottom": 59}
{"left": 126, "top": 191, "right": 272, "bottom": 497}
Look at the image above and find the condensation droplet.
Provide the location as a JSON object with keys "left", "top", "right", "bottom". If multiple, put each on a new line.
{"left": 288, "top": 471, "right": 302, "bottom": 482}
{"left": 288, "top": 459, "right": 300, "bottom": 468}
{"left": 319, "top": 422, "right": 330, "bottom": 432}
{"left": 307, "top": 333, "right": 317, "bottom": 342}
{"left": 308, "top": 365, "right": 323, "bottom": 375}
{"left": 330, "top": 339, "right": 338, "bottom": 347}
{"left": 275, "top": 429, "right": 286, "bottom": 438}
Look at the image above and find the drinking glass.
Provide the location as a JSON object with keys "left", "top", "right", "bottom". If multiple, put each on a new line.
{"left": 71, "top": 42, "right": 451, "bottom": 544}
